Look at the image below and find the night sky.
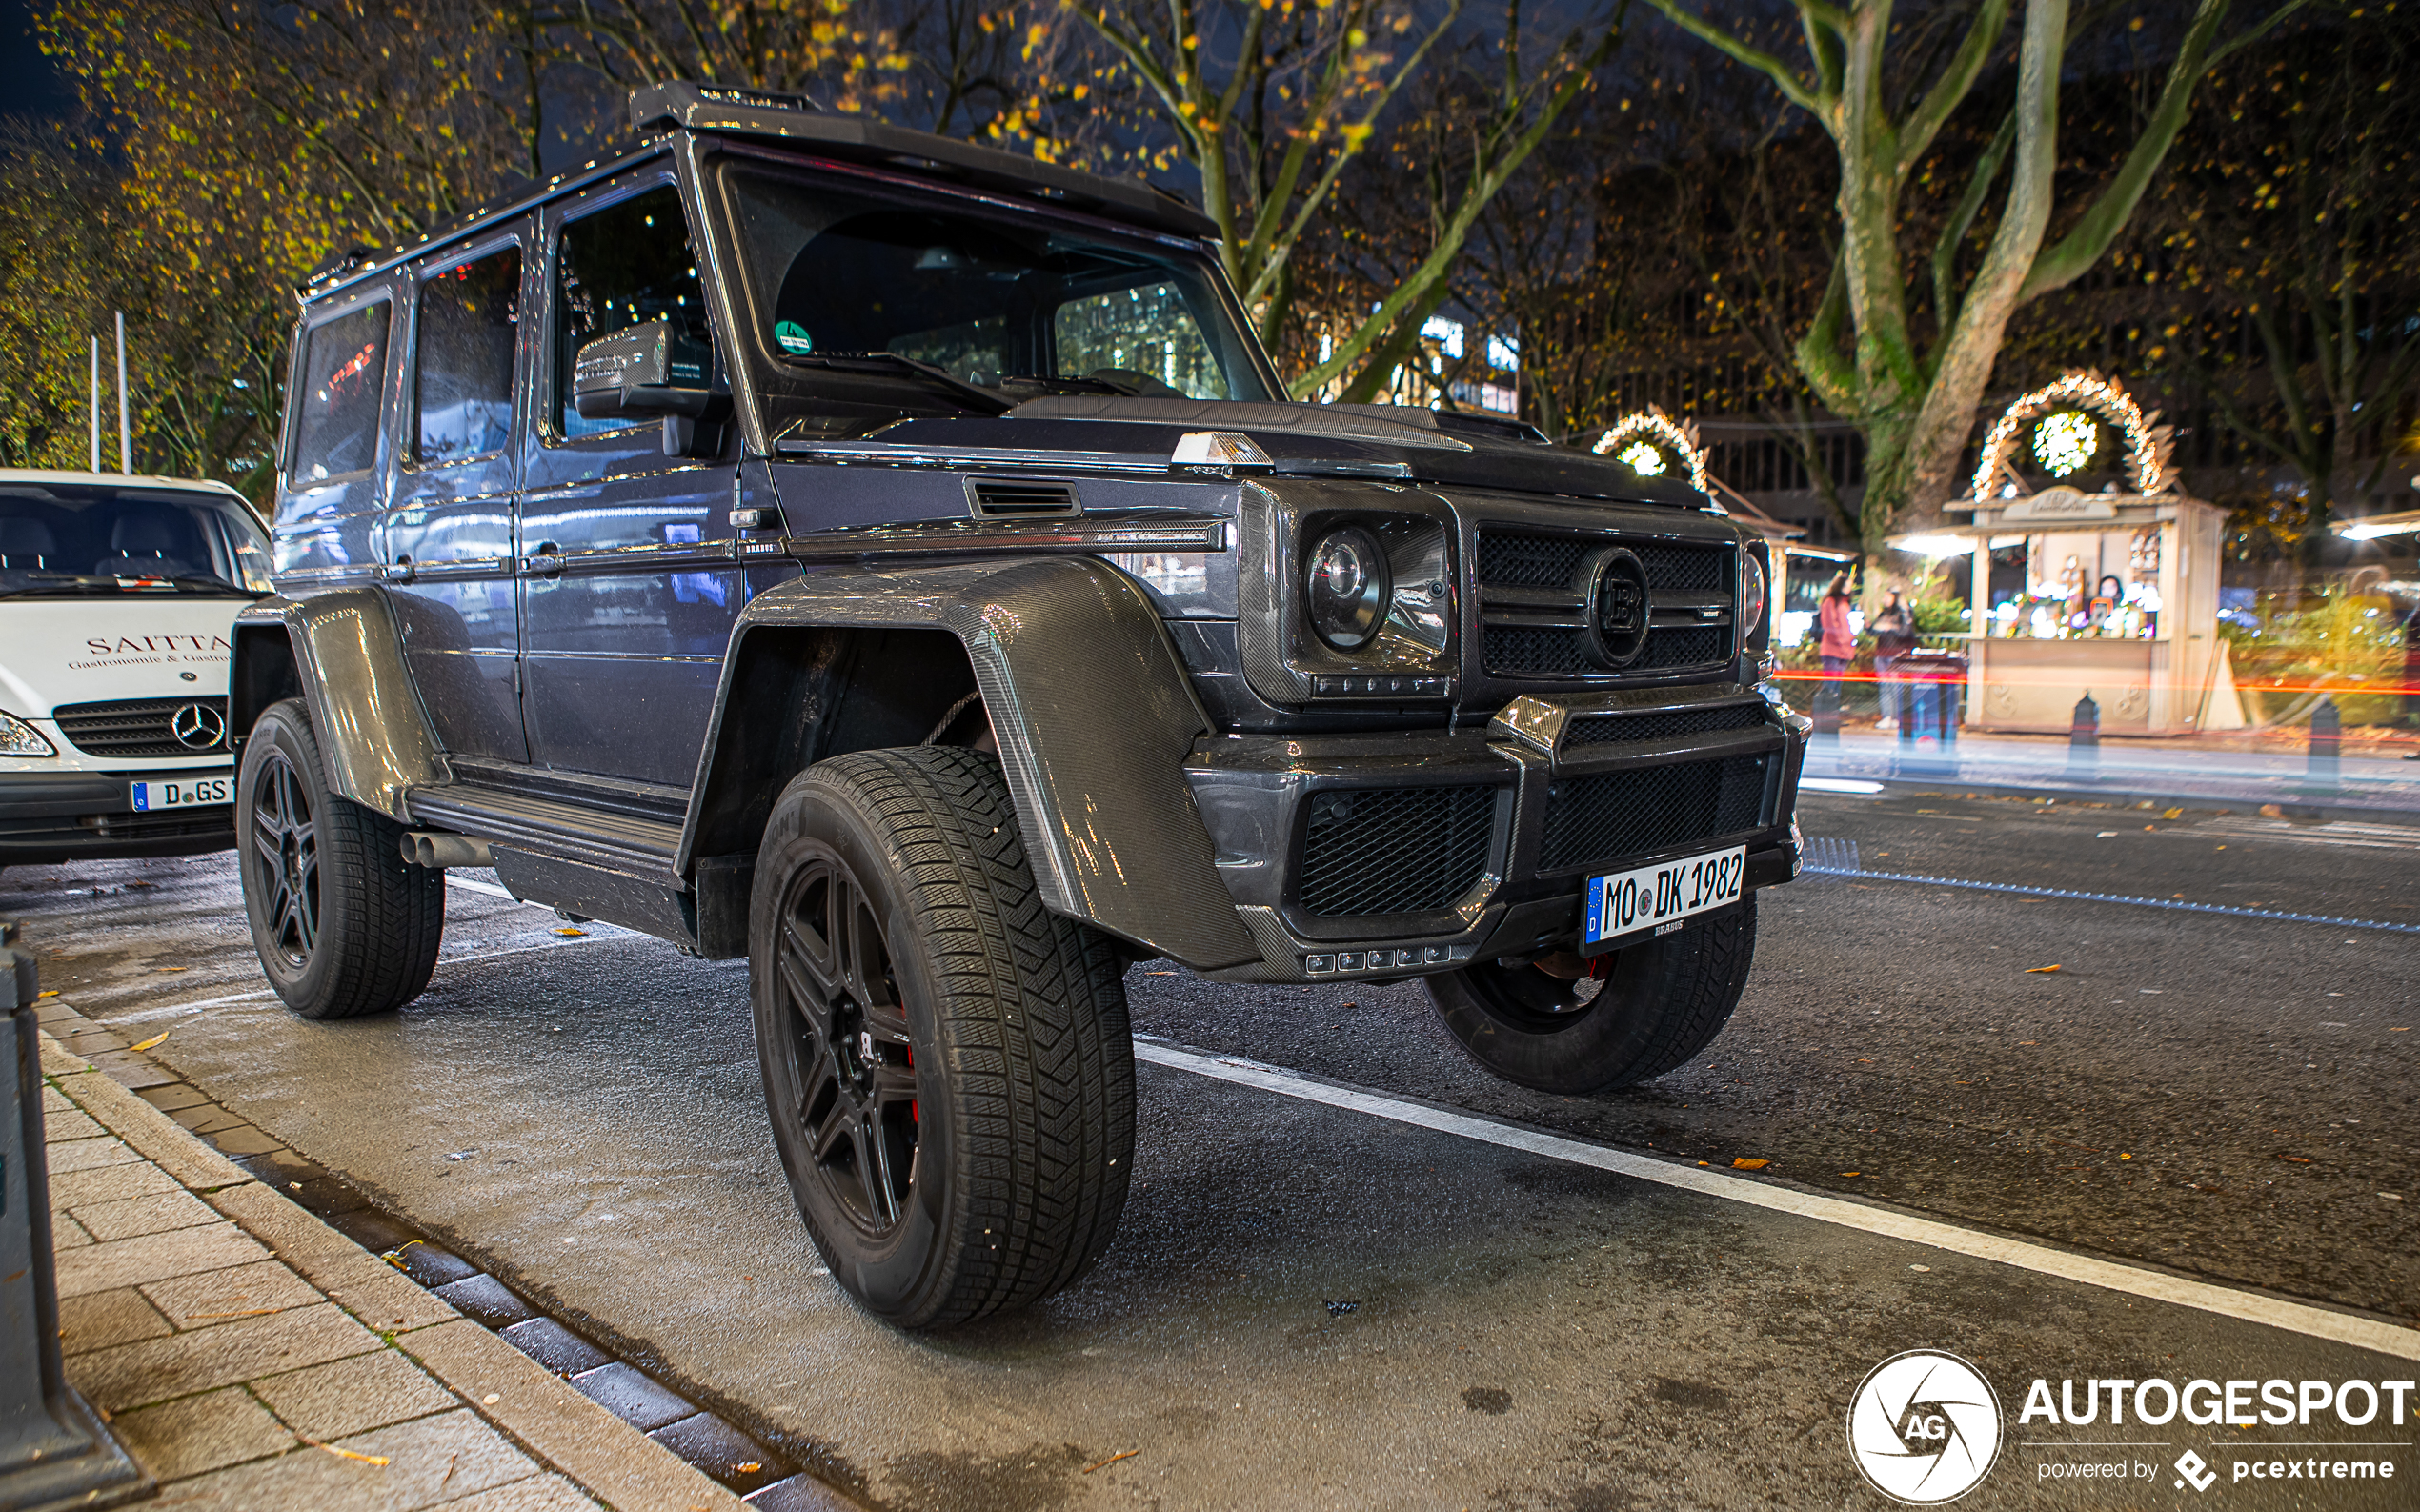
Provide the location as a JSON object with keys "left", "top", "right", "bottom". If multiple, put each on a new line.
{"left": 2, "top": 0, "right": 71, "bottom": 120}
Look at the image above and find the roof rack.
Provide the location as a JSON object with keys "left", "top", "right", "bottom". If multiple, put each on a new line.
{"left": 627, "top": 80, "right": 1218, "bottom": 241}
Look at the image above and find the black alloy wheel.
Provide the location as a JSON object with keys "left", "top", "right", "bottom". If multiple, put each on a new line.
{"left": 236, "top": 698, "right": 443, "bottom": 1020}
{"left": 751, "top": 745, "right": 1134, "bottom": 1329}
{"left": 1425, "top": 897, "right": 1758, "bottom": 1094}
{"left": 766, "top": 852, "right": 921, "bottom": 1236}
{"left": 249, "top": 744, "right": 321, "bottom": 969}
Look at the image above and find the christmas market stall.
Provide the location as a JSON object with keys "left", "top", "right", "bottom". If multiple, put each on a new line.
{"left": 1900, "top": 373, "right": 2245, "bottom": 735}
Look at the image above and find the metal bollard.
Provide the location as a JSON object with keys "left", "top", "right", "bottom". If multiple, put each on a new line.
{"left": 0, "top": 919, "right": 151, "bottom": 1512}
{"left": 2067, "top": 692, "right": 2099, "bottom": 779}
{"left": 2308, "top": 694, "right": 2341, "bottom": 789}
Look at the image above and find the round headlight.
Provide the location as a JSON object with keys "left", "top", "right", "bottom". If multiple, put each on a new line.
{"left": 1741, "top": 550, "right": 1768, "bottom": 640}
{"left": 1305, "top": 525, "right": 1392, "bottom": 652}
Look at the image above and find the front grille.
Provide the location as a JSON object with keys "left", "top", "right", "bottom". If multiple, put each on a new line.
{"left": 1476, "top": 529, "right": 1736, "bottom": 678}
{"left": 53, "top": 697, "right": 229, "bottom": 758}
{"left": 1477, "top": 533, "right": 1589, "bottom": 588}
{"left": 1483, "top": 625, "right": 1591, "bottom": 676}
{"left": 1540, "top": 754, "right": 1771, "bottom": 873}
{"left": 1297, "top": 784, "right": 1496, "bottom": 917}
{"left": 1639, "top": 626, "right": 1728, "bottom": 669}
{"left": 1563, "top": 701, "right": 1770, "bottom": 748}
{"left": 1634, "top": 543, "right": 1731, "bottom": 591}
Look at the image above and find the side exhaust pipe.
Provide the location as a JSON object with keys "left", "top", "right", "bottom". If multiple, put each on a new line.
{"left": 401, "top": 831, "right": 493, "bottom": 869}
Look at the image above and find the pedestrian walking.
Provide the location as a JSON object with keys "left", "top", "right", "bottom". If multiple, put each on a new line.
{"left": 1871, "top": 584, "right": 1916, "bottom": 730}
{"left": 1818, "top": 570, "right": 1856, "bottom": 719}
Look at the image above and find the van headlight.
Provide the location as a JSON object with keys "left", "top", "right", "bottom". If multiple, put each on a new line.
{"left": 0, "top": 711, "right": 57, "bottom": 756}
{"left": 1304, "top": 525, "right": 1393, "bottom": 652}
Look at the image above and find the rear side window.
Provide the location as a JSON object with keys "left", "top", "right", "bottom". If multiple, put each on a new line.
{"left": 415, "top": 246, "right": 522, "bottom": 463}
{"left": 291, "top": 301, "right": 392, "bottom": 482}
{"left": 555, "top": 185, "right": 705, "bottom": 438}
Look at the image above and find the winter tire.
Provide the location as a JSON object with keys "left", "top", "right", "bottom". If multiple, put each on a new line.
{"left": 751, "top": 745, "right": 1134, "bottom": 1329}
{"left": 1426, "top": 897, "right": 1757, "bottom": 1094}
{"left": 237, "top": 697, "right": 443, "bottom": 1019}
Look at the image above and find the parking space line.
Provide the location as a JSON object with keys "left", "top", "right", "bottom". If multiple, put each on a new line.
{"left": 1801, "top": 840, "right": 2419, "bottom": 933}
{"left": 1134, "top": 1038, "right": 2420, "bottom": 1362}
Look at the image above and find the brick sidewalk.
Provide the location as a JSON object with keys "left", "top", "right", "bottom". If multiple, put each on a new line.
{"left": 39, "top": 1026, "right": 757, "bottom": 1512}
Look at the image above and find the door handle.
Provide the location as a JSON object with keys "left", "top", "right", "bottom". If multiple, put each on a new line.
{"left": 524, "top": 541, "right": 563, "bottom": 577}
{"left": 384, "top": 554, "right": 415, "bottom": 584}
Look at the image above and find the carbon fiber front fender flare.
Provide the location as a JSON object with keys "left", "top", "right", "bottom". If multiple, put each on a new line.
{"left": 682, "top": 556, "right": 1259, "bottom": 972}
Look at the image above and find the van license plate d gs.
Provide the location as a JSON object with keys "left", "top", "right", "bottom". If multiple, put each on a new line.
{"left": 1582, "top": 845, "right": 1745, "bottom": 951}
{"left": 131, "top": 776, "right": 232, "bottom": 811}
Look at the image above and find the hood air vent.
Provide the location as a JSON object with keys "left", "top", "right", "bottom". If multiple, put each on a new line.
{"left": 966, "top": 477, "right": 1080, "bottom": 517}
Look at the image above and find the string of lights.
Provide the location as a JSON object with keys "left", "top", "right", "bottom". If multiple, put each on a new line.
{"left": 1592, "top": 406, "right": 1710, "bottom": 495}
{"left": 1967, "top": 371, "right": 2175, "bottom": 500}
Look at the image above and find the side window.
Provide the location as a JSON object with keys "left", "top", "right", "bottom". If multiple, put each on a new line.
{"left": 555, "top": 185, "right": 705, "bottom": 438}
{"left": 291, "top": 300, "right": 393, "bottom": 481}
{"left": 414, "top": 246, "right": 521, "bottom": 464}
{"left": 1052, "top": 281, "right": 1231, "bottom": 400}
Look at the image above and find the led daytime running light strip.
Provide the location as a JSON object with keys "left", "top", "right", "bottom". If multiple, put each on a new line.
{"left": 1969, "top": 371, "right": 2172, "bottom": 500}
{"left": 1593, "top": 406, "right": 1709, "bottom": 496}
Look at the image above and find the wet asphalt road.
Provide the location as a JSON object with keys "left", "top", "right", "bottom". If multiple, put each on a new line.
{"left": 8, "top": 787, "right": 2417, "bottom": 1510}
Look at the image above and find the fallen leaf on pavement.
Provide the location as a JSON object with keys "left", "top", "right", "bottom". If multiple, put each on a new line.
{"left": 2275, "top": 1156, "right": 2311, "bottom": 1164}
{"left": 2024, "top": 964, "right": 2062, "bottom": 974}
{"left": 2017, "top": 1040, "right": 2039, "bottom": 1045}
{"left": 1732, "top": 1158, "right": 1769, "bottom": 1170}
{"left": 37, "top": 990, "right": 57, "bottom": 998}
{"left": 1841, "top": 1171, "right": 1861, "bottom": 1178}
{"left": 1082, "top": 1450, "right": 1139, "bottom": 1474}
{"left": 553, "top": 926, "right": 585, "bottom": 937}
{"left": 129, "top": 1031, "right": 171, "bottom": 1052}
{"left": 2118, "top": 1153, "right": 2133, "bottom": 1160}
{"left": 2162, "top": 808, "right": 2184, "bottom": 819}
{"left": 299, "top": 1435, "right": 389, "bottom": 1466}
{"left": 154, "top": 966, "right": 188, "bottom": 973}
{"left": 2260, "top": 803, "right": 2285, "bottom": 817}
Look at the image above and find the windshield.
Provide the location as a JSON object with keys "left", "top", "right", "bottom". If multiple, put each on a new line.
{"left": 0, "top": 482, "right": 273, "bottom": 597}
{"left": 718, "top": 162, "right": 1277, "bottom": 434}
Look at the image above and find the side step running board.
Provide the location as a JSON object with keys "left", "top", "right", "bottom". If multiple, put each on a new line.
{"left": 407, "top": 784, "right": 683, "bottom": 884}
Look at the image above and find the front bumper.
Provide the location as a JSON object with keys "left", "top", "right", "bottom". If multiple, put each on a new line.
{"left": 1185, "top": 685, "right": 1807, "bottom": 982}
{"left": 0, "top": 768, "right": 239, "bottom": 864}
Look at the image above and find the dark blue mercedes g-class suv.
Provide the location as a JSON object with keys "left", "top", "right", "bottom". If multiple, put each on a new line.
{"left": 233, "top": 81, "right": 1807, "bottom": 1328}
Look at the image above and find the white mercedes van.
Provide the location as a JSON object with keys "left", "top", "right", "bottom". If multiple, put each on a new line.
{"left": 1, "top": 470, "right": 273, "bottom": 870}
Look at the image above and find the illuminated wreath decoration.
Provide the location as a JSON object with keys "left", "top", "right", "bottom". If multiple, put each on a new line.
{"left": 1968, "top": 371, "right": 2175, "bottom": 500}
{"left": 1593, "top": 406, "right": 1709, "bottom": 495}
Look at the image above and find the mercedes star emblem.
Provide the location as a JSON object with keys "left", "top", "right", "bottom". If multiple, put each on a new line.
{"left": 171, "top": 701, "right": 226, "bottom": 750}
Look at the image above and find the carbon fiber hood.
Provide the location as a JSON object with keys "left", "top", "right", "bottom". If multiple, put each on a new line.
{"left": 849, "top": 398, "right": 1709, "bottom": 509}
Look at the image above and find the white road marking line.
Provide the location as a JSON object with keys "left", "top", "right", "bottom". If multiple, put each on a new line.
{"left": 1803, "top": 777, "right": 1886, "bottom": 795}
{"left": 1134, "top": 1039, "right": 2420, "bottom": 1362}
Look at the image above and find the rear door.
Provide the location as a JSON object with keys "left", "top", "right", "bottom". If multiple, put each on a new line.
{"left": 273, "top": 289, "right": 397, "bottom": 591}
{"left": 517, "top": 173, "right": 739, "bottom": 786}
{"left": 381, "top": 229, "right": 531, "bottom": 761}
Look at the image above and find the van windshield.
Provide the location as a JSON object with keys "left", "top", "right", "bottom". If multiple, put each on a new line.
{"left": 718, "top": 163, "right": 1277, "bottom": 434}
{"left": 0, "top": 482, "right": 273, "bottom": 598}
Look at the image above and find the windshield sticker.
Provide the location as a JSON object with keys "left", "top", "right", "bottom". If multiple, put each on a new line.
{"left": 775, "top": 320, "right": 814, "bottom": 354}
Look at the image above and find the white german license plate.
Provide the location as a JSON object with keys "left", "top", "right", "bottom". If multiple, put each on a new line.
{"left": 131, "top": 776, "right": 232, "bottom": 812}
{"left": 1583, "top": 845, "right": 1745, "bottom": 951}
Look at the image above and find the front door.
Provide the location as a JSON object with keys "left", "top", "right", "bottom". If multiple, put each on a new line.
{"left": 381, "top": 232, "right": 529, "bottom": 761}
{"left": 517, "top": 175, "right": 739, "bottom": 788}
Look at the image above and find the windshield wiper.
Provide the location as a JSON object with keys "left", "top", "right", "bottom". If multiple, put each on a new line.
{"left": 997, "top": 373, "right": 1141, "bottom": 397}
{"left": 782, "top": 352, "right": 1011, "bottom": 414}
